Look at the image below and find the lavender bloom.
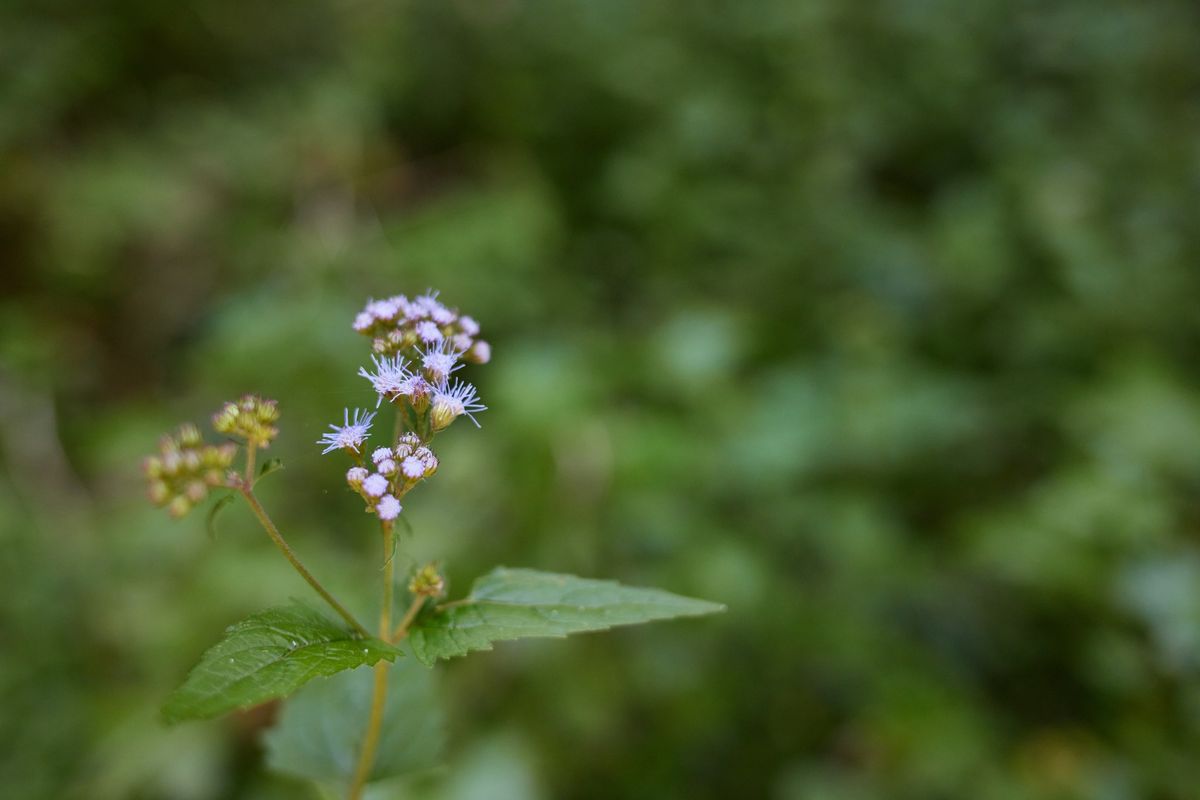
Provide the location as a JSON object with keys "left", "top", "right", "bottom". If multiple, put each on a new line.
{"left": 362, "top": 473, "right": 389, "bottom": 497}
{"left": 419, "top": 341, "right": 465, "bottom": 385}
{"left": 317, "top": 408, "right": 376, "bottom": 454}
{"left": 401, "top": 455, "right": 425, "bottom": 479}
{"left": 371, "top": 447, "right": 393, "bottom": 464}
{"left": 358, "top": 355, "right": 412, "bottom": 406}
{"left": 376, "top": 495, "right": 402, "bottom": 520}
{"left": 430, "top": 378, "right": 487, "bottom": 430}
{"left": 415, "top": 320, "right": 443, "bottom": 344}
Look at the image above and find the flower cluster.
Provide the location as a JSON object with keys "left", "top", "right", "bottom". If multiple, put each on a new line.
{"left": 321, "top": 290, "right": 489, "bottom": 522}
{"left": 212, "top": 395, "right": 280, "bottom": 448}
{"left": 344, "top": 434, "right": 438, "bottom": 520}
{"left": 143, "top": 424, "right": 237, "bottom": 518}
{"left": 352, "top": 290, "right": 490, "bottom": 365}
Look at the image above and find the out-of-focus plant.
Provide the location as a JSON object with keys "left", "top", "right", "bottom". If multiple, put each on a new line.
{"left": 141, "top": 290, "right": 723, "bottom": 799}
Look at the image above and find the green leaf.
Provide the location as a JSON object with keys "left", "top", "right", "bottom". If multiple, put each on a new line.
{"left": 162, "top": 604, "right": 400, "bottom": 723}
{"left": 407, "top": 568, "right": 725, "bottom": 665}
{"left": 264, "top": 649, "right": 445, "bottom": 790}
{"left": 257, "top": 457, "right": 285, "bottom": 482}
{"left": 205, "top": 493, "right": 235, "bottom": 540}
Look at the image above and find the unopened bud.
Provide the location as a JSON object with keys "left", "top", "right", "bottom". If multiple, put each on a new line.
{"left": 430, "top": 395, "right": 461, "bottom": 432}
{"left": 409, "top": 563, "right": 445, "bottom": 598}
{"left": 346, "top": 466, "right": 369, "bottom": 488}
{"left": 466, "top": 340, "right": 491, "bottom": 365}
{"left": 167, "top": 496, "right": 191, "bottom": 518}
{"left": 148, "top": 481, "right": 170, "bottom": 505}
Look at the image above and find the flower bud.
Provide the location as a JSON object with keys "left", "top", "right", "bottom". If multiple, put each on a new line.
{"left": 466, "top": 340, "right": 491, "bottom": 365}
{"left": 167, "top": 496, "right": 191, "bottom": 518}
{"left": 362, "top": 473, "right": 389, "bottom": 498}
{"left": 185, "top": 480, "right": 207, "bottom": 503}
{"left": 212, "top": 394, "right": 280, "bottom": 447}
{"left": 178, "top": 423, "right": 203, "bottom": 447}
{"left": 148, "top": 480, "right": 170, "bottom": 505}
{"left": 143, "top": 456, "right": 163, "bottom": 479}
{"left": 409, "top": 563, "right": 446, "bottom": 598}
{"left": 430, "top": 395, "right": 462, "bottom": 432}
{"left": 346, "top": 466, "right": 368, "bottom": 488}
{"left": 376, "top": 495, "right": 402, "bottom": 520}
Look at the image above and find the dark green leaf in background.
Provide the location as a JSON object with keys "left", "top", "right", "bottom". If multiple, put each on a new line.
{"left": 264, "top": 651, "right": 445, "bottom": 791}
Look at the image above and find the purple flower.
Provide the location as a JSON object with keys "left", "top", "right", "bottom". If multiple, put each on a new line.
{"left": 317, "top": 408, "right": 375, "bottom": 454}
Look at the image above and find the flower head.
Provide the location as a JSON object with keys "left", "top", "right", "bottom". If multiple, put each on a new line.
{"left": 212, "top": 394, "right": 280, "bottom": 447}
{"left": 376, "top": 495, "right": 402, "bottom": 520}
{"left": 418, "top": 341, "right": 464, "bottom": 385}
{"left": 401, "top": 455, "right": 425, "bottom": 479}
{"left": 362, "top": 473, "right": 389, "bottom": 497}
{"left": 358, "top": 355, "right": 412, "bottom": 406}
{"left": 317, "top": 408, "right": 375, "bottom": 455}
{"left": 430, "top": 378, "right": 487, "bottom": 431}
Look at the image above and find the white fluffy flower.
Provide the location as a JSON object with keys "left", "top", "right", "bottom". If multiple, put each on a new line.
{"left": 458, "top": 315, "right": 480, "bottom": 336}
{"left": 376, "top": 495, "right": 402, "bottom": 520}
{"left": 419, "top": 341, "right": 464, "bottom": 385}
{"left": 346, "top": 466, "right": 368, "bottom": 486}
{"left": 371, "top": 447, "right": 393, "bottom": 464}
{"left": 378, "top": 458, "right": 398, "bottom": 476}
{"left": 362, "top": 473, "right": 389, "bottom": 497}
{"left": 317, "top": 408, "right": 375, "bottom": 454}
{"left": 401, "top": 455, "right": 425, "bottom": 479}
{"left": 415, "top": 320, "right": 442, "bottom": 343}
{"left": 358, "top": 355, "right": 412, "bottom": 405}
{"left": 352, "top": 311, "right": 374, "bottom": 332}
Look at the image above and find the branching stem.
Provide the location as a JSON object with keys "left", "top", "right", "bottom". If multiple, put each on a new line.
{"left": 238, "top": 487, "right": 370, "bottom": 637}
{"left": 391, "top": 595, "right": 426, "bottom": 642}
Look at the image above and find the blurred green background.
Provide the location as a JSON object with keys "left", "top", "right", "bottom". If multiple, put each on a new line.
{"left": 3, "top": 0, "right": 1200, "bottom": 798}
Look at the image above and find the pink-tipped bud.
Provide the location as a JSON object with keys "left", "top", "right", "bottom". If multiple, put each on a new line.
{"left": 346, "top": 466, "right": 368, "bottom": 488}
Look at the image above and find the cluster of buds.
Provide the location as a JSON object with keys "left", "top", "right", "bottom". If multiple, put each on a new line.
{"left": 409, "top": 562, "right": 446, "bottom": 598}
{"left": 212, "top": 394, "right": 280, "bottom": 448}
{"left": 344, "top": 434, "right": 439, "bottom": 521}
{"left": 143, "top": 424, "right": 237, "bottom": 518}
{"left": 352, "top": 291, "right": 490, "bottom": 365}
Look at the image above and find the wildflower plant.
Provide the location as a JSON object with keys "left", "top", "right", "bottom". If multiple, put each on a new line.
{"left": 144, "top": 290, "right": 723, "bottom": 797}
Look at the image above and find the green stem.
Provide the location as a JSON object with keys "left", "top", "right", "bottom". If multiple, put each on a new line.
{"left": 391, "top": 595, "right": 426, "bottom": 642}
{"left": 347, "top": 520, "right": 396, "bottom": 800}
{"left": 245, "top": 441, "right": 257, "bottom": 484}
{"left": 239, "top": 488, "right": 371, "bottom": 637}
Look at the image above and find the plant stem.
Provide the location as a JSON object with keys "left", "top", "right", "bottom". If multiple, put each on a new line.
{"left": 238, "top": 488, "right": 371, "bottom": 637}
{"left": 245, "top": 441, "right": 257, "bottom": 484}
{"left": 391, "top": 595, "right": 425, "bottom": 642}
{"left": 347, "top": 520, "right": 396, "bottom": 800}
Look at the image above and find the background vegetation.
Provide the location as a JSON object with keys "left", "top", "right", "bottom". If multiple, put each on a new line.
{"left": 3, "top": 0, "right": 1200, "bottom": 797}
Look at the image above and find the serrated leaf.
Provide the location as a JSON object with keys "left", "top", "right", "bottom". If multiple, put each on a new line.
{"left": 407, "top": 568, "right": 725, "bottom": 665}
{"left": 205, "top": 493, "right": 235, "bottom": 540}
{"left": 264, "top": 649, "right": 445, "bottom": 790}
{"left": 162, "top": 604, "right": 400, "bottom": 723}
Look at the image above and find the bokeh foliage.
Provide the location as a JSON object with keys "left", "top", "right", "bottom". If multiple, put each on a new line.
{"left": 3, "top": 0, "right": 1200, "bottom": 798}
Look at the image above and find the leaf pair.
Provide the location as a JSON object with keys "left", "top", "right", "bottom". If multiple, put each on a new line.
{"left": 163, "top": 569, "right": 724, "bottom": 723}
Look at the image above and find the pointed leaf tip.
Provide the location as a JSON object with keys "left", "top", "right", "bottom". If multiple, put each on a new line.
{"left": 407, "top": 568, "right": 724, "bottom": 665}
